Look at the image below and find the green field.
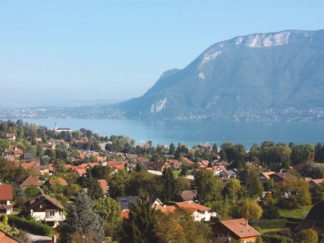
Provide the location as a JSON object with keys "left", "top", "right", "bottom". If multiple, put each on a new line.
{"left": 279, "top": 205, "right": 312, "bottom": 219}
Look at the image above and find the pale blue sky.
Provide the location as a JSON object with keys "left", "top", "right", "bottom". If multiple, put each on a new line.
{"left": 0, "top": 0, "right": 323, "bottom": 106}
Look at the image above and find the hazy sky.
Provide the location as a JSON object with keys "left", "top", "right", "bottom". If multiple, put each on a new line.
{"left": 0, "top": 0, "right": 323, "bottom": 106}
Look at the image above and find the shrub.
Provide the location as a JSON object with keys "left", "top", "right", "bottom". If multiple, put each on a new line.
{"left": 0, "top": 215, "right": 53, "bottom": 236}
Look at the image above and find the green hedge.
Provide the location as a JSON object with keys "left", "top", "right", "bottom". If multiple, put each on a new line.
{"left": 0, "top": 215, "right": 53, "bottom": 236}
{"left": 250, "top": 219, "right": 287, "bottom": 229}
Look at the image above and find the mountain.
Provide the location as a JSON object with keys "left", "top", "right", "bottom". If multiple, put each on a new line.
{"left": 117, "top": 29, "right": 324, "bottom": 120}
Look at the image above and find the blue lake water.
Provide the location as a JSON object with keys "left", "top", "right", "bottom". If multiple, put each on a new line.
{"left": 25, "top": 118, "right": 324, "bottom": 148}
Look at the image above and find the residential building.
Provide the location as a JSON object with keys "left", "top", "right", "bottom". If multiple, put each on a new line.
{"left": 175, "top": 201, "right": 217, "bottom": 222}
{"left": 213, "top": 218, "right": 261, "bottom": 243}
{"left": 28, "top": 194, "right": 65, "bottom": 228}
{"left": 0, "top": 184, "right": 13, "bottom": 215}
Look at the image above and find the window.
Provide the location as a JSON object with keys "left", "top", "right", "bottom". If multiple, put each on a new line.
{"left": 47, "top": 211, "right": 55, "bottom": 217}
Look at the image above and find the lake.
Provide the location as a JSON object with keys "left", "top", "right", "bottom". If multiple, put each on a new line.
{"left": 23, "top": 118, "right": 324, "bottom": 148}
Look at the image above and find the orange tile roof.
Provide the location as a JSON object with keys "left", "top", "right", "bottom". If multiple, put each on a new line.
{"left": 107, "top": 161, "right": 125, "bottom": 170}
{"left": 219, "top": 218, "right": 261, "bottom": 239}
{"left": 182, "top": 157, "right": 194, "bottom": 165}
{"left": 120, "top": 210, "right": 129, "bottom": 219}
{"left": 20, "top": 162, "right": 40, "bottom": 170}
{"left": 49, "top": 177, "right": 68, "bottom": 187}
{"left": 21, "top": 176, "right": 41, "bottom": 188}
{"left": 175, "top": 201, "right": 210, "bottom": 212}
{"left": 311, "top": 178, "right": 324, "bottom": 185}
{"left": 0, "top": 184, "right": 13, "bottom": 201}
{"left": 155, "top": 204, "right": 176, "bottom": 214}
{"left": 261, "top": 171, "right": 276, "bottom": 179}
{"left": 0, "top": 230, "right": 20, "bottom": 243}
{"left": 97, "top": 179, "right": 109, "bottom": 193}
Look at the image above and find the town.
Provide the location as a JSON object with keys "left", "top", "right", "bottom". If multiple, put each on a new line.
{"left": 0, "top": 120, "right": 323, "bottom": 243}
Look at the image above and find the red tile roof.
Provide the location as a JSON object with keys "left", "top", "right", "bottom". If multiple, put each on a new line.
{"left": 20, "top": 176, "right": 41, "bottom": 188}
{"left": 175, "top": 201, "right": 210, "bottom": 213}
{"left": 107, "top": 161, "right": 125, "bottom": 171}
{"left": 97, "top": 179, "right": 109, "bottom": 193}
{"left": 219, "top": 218, "right": 261, "bottom": 239}
{"left": 311, "top": 178, "right": 324, "bottom": 185}
{"left": 0, "top": 229, "right": 21, "bottom": 243}
{"left": 20, "top": 162, "right": 40, "bottom": 170}
{"left": 49, "top": 177, "right": 68, "bottom": 187}
{"left": 0, "top": 184, "right": 13, "bottom": 201}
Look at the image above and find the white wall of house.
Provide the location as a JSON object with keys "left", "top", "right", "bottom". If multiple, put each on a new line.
{"left": 31, "top": 210, "right": 65, "bottom": 227}
{"left": 192, "top": 211, "right": 212, "bottom": 222}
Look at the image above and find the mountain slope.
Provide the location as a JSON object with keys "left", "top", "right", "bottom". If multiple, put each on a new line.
{"left": 118, "top": 29, "right": 324, "bottom": 120}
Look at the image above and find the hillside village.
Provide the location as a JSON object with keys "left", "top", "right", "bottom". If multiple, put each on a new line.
{"left": 0, "top": 120, "right": 324, "bottom": 242}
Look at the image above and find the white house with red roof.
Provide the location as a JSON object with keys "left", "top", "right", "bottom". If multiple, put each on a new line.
{"left": 0, "top": 183, "right": 14, "bottom": 215}
{"left": 175, "top": 201, "right": 218, "bottom": 222}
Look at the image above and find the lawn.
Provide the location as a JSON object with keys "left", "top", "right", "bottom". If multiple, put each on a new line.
{"left": 279, "top": 205, "right": 312, "bottom": 219}
{"left": 259, "top": 228, "right": 283, "bottom": 234}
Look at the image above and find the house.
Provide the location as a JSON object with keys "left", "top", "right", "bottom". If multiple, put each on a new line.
{"left": 20, "top": 175, "right": 42, "bottom": 188}
{"left": 49, "top": 177, "right": 68, "bottom": 187}
{"left": 0, "top": 229, "right": 22, "bottom": 243}
{"left": 210, "top": 165, "right": 227, "bottom": 176}
{"left": 28, "top": 194, "right": 65, "bottom": 228}
{"left": 197, "top": 160, "right": 209, "bottom": 168}
{"left": 181, "top": 157, "right": 194, "bottom": 166}
{"left": 0, "top": 183, "right": 14, "bottom": 214}
{"left": 151, "top": 198, "right": 176, "bottom": 214}
{"left": 54, "top": 127, "right": 72, "bottom": 134}
{"left": 0, "top": 132, "right": 16, "bottom": 141}
{"left": 269, "top": 172, "right": 297, "bottom": 182}
{"left": 175, "top": 201, "right": 217, "bottom": 222}
{"left": 219, "top": 170, "right": 237, "bottom": 180}
{"left": 296, "top": 200, "right": 324, "bottom": 234}
{"left": 13, "top": 147, "right": 24, "bottom": 157}
{"left": 107, "top": 161, "right": 125, "bottom": 171}
{"left": 309, "top": 178, "right": 324, "bottom": 189}
{"left": 97, "top": 179, "right": 109, "bottom": 195}
{"left": 179, "top": 190, "right": 197, "bottom": 202}
{"left": 167, "top": 159, "right": 181, "bottom": 169}
{"left": 259, "top": 171, "right": 276, "bottom": 181}
{"left": 147, "top": 162, "right": 169, "bottom": 171}
{"left": 117, "top": 196, "right": 139, "bottom": 211}
{"left": 213, "top": 218, "right": 261, "bottom": 243}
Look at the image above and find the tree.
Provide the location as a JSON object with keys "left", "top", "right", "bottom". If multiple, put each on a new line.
{"left": 161, "top": 168, "right": 178, "bottom": 201}
{"left": 52, "top": 159, "right": 65, "bottom": 173}
{"left": 222, "top": 178, "right": 242, "bottom": 201}
{"left": 194, "top": 170, "right": 223, "bottom": 203}
{"left": 276, "top": 179, "right": 311, "bottom": 209}
{"left": 155, "top": 209, "right": 211, "bottom": 243}
{"left": 120, "top": 195, "right": 158, "bottom": 243}
{"left": 241, "top": 199, "right": 263, "bottom": 221}
{"left": 93, "top": 197, "right": 121, "bottom": 237}
{"left": 169, "top": 143, "right": 176, "bottom": 155}
{"left": 297, "top": 229, "right": 318, "bottom": 243}
{"left": 59, "top": 192, "right": 104, "bottom": 243}
{"left": 261, "top": 144, "right": 291, "bottom": 170}
{"left": 221, "top": 143, "right": 247, "bottom": 168}
{"left": 291, "top": 144, "right": 315, "bottom": 165}
{"left": 240, "top": 165, "right": 263, "bottom": 197}
{"left": 87, "top": 179, "right": 104, "bottom": 200}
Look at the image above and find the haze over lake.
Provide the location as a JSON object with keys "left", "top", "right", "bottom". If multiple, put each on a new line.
{"left": 26, "top": 118, "right": 324, "bottom": 148}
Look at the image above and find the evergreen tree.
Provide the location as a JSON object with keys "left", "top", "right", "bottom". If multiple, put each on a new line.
{"left": 161, "top": 167, "right": 177, "bottom": 201}
{"left": 120, "top": 195, "right": 158, "bottom": 243}
{"left": 59, "top": 192, "right": 104, "bottom": 243}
